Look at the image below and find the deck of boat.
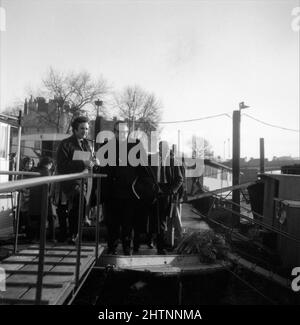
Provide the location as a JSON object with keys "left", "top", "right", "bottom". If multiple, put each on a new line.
{"left": 96, "top": 203, "right": 228, "bottom": 277}
{"left": 98, "top": 245, "right": 228, "bottom": 277}
{"left": 0, "top": 243, "right": 104, "bottom": 305}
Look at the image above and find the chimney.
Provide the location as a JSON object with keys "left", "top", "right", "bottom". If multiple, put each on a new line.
{"left": 24, "top": 98, "right": 28, "bottom": 115}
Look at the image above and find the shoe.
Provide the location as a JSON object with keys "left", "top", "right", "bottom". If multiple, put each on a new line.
{"left": 67, "top": 235, "right": 78, "bottom": 245}
{"left": 84, "top": 216, "right": 92, "bottom": 227}
{"left": 68, "top": 238, "right": 75, "bottom": 245}
{"left": 157, "top": 248, "right": 167, "bottom": 255}
{"left": 147, "top": 242, "right": 154, "bottom": 249}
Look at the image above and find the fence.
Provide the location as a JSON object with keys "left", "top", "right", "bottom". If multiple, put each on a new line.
{"left": 0, "top": 171, "right": 106, "bottom": 304}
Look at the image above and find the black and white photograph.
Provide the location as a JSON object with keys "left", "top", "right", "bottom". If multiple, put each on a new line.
{"left": 0, "top": 0, "right": 299, "bottom": 315}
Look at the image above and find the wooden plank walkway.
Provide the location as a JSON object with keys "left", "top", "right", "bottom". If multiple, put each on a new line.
{"left": 0, "top": 244, "right": 104, "bottom": 305}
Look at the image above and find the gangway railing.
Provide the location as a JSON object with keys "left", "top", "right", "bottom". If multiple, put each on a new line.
{"left": 0, "top": 171, "right": 41, "bottom": 253}
{"left": 0, "top": 171, "right": 41, "bottom": 177}
{"left": 0, "top": 171, "right": 106, "bottom": 305}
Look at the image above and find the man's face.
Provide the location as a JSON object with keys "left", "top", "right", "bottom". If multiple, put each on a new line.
{"left": 25, "top": 161, "right": 33, "bottom": 171}
{"left": 74, "top": 122, "right": 89, "bottom": 140}
{"left": 114, "top": 123, "right": 129, "bottom": 141}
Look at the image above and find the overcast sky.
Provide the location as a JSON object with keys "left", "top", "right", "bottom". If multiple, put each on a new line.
{"left": 0, "top": 0, "right": 299, "bottom": 159}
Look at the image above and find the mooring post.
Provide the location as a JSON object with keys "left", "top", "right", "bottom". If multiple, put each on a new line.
{"left": 260, "top": 138, "right": 265, "bottom": 174}
{"left": 232, "top": 110, "right": 241, "bottom": 226}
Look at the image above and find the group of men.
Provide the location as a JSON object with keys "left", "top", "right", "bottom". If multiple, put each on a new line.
{"left": 56, "top": 116, "right": 183, "bottom": 255}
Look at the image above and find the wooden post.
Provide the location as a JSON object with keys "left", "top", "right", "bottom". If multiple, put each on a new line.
{"left": 232, "top": 110, "right": 240, "bottom": 226}
{"left": 260, "top": 138, "right": 265, "bottom": 174}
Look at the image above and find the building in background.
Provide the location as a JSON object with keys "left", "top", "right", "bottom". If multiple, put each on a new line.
{"left": 23, "top": 96, "right": 70, "bottom": 134}
{"left": 186, "top": 159, "right": 233, "bottom": 198}
{"left": 0, "top": 120, "right": 13, "bottom": 239}
{"left": 11, "top": 96, "right": 71, "bottom": 163}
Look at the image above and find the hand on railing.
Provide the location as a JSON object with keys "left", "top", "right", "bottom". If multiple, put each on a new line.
{"left": 92, "top": 156, "right": 100, "bottom": 166}
{"left": 83, "top": 156, "right": 100, "bottom": 170}
{"left": 83, "top": 160, "right": 95, "bottom": 170}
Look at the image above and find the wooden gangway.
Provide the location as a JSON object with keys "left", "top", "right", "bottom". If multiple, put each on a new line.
{"left": 0, "top": 171, "right": 106, "bottom": 305}
{"left": 0, "top": 243, "right": 104, "bottom": 305}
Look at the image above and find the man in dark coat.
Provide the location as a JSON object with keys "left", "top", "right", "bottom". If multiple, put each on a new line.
{"left": 28, "top": 156, "right": 54, "bottom": 241}
{"left": 103, "top": 121, "right": 142, "bottom": 255}
{"left": 56, "top": 116, "right": 95, "bottom": 243}
{"left": 148, "top": 141, "right": 183, "bottom": 254}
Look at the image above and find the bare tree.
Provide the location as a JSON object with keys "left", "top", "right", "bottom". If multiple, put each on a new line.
{"left": 190, "top": 135, "right": 214, "bottom": 159}
{"left": 30, "top": 67, "right": 109, "bottom": 132}
{"left": 115, "top": 85, "right": 162, "bottom": 135}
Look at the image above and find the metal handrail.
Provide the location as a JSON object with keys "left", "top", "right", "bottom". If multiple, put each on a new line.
{"left": 185, "top": 181, "right": 255, "bottom": 202}
{"left": 0, "top": 171, "right": 41, "bottom": 253}
{"left": 0, "top": 171, "right": 106, "bottom": 305}
{"left": 0, "top": 172, "right": 105, "bottom": 193}
{"left": 0, "top": 171, "right": 40, "bottom": 177}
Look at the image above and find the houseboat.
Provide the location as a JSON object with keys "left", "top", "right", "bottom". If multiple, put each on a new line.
{"left": 0, "top": 119, "right": 13, "bottom": 239}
